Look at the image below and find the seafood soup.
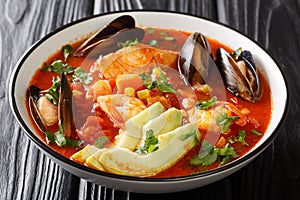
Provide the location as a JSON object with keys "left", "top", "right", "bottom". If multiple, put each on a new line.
{"left": 27, "top": 15, "right": 272, "bottom": 178}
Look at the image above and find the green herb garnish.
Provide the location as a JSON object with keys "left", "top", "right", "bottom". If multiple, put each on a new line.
{"left": 148, "top": 39, "right": 158, "bottom": 47}
{"left": 117, "top": 38, "right": 139, "bottom": 48}
{"left": 156, "top": 82, "right": 179, "bottom": 94}
{"left": 135, "top": 130, "right": 159, "bottom": 154}
{"left": 160, "top": 31, "right": 175, "bottom": 41}
{"left": 146, "top": 28, "right": 155, "bottom": 34}
{"left": 230, "top": 47, "right": 242, "bottom": 60}
{"left": 237, "top": 130, "right": 249, "bottom": 146}
{"left": 139, "top": 72, "right": 150, "bottom": 80}
{"left": 94, "top": 136, "right": 109, "bottom": 148}
{"left": 42, "top": 59, "right": 75, "bottom": 75}
{"left": 45, "top": 122, "right": 83, "bottom": 148}
{"left": 251, "top": 129, "right": 263, "bottom": 136}
{"left": 179, "top": 128, "right": 198, "bottom": 141}
{"left": 73, "top": 67, "right": 93, "bottom": 85}
{"left": 43, "top": 77, "right": 61, "bottom": 105}
{"left": 144, "top": 80, "right": 157, "bottom": 90}
{"left": 61, "top": 45, "right": 73, "bottom": 61}
{"left": 216, "top": 112, "right": 239, "bottom": 133}
{"left": 190, "top": 140, "right": 237, "bottom": 166}
{"left": 195, "top": 96, "right": 217, "bottom": 110}
{"left": 139, "top": 68, "right": 178, "bottom": 94}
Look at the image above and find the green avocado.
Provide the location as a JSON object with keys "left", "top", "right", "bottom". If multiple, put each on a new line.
{"left": 142, "top": 107, "right": 182, "bottom": 138}
{"left": 115, "top": 102, "right": 165, "bottom": 150}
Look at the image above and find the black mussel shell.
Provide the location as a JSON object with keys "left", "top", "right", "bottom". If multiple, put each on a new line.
{"left": 178, "top": 32, "right": 213, "bottom": 86}
{"left": 74, "top": 15, "right": 137, "bottom": 57}
{"left": 58, "top": 73, "right": 75, "bottom": 138}
{"left": 216, "top": 48, "right": 261, "bottom": 102}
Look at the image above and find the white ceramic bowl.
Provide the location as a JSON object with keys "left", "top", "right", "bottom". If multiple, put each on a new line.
{"left": 9, "top": 11, "right": 288, "bottom": 193}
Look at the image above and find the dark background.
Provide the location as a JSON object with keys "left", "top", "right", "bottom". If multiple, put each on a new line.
{"left": 1, "top": 0, "right": 299, "bottom": 199}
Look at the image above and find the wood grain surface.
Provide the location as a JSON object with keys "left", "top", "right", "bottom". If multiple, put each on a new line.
{"left": 1, "top": 0, "right": 299, "bottom": 199}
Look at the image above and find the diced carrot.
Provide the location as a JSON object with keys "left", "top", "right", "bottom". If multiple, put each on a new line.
{"left": 215, "top": 136, "right": 226, "bottom": 148}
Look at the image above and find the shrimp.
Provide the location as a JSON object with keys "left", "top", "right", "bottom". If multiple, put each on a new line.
{"left": 187, "top": 103, "right": 231, "bottom": 133}
{"left": 92, "top": 44, "right": 178, "bottom": 80}
{"left": 96, "top": 94, "right": 146, "bottom": 128}
{"left": 37, "top": 96, "right": 58, "bottom": 126}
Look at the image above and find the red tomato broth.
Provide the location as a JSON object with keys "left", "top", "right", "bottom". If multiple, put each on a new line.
{"left": 27, "top": 27, "right": 272, "bottom": 177}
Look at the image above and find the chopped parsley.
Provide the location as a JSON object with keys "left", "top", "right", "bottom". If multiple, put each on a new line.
{"left": 139, "top": 68, "right": 178, "bottom": 94}
{"left": 190, "top": 140, "right": 237, "bottom": 167}
{"left": 73, "top": 67, "right": 93, "bottom": 85}
{"left": 117, "top": 38, "right": 139, "bottom": 48}
{"left": 216, "top": 112, "right": 239, "bottom": 133}
{"left": 43, "top": 77, "right": 61, "bottom": 105}
{"left": 237, "top": 130, "right": 249, "bottom": 146}
{"left": 146, "top": 28, "right": 155, "bottom": 34}
{"left": 251, "top": 129, "right": 263, "bottom": 136}
{"left": 94, "top": 136, "right": 109, "bottom": 148}
{"left": 42, "top": 59, "right": 75, "bottom": 75}
{"left": 179, "top": 127, "right": 198, "bottom": 141}
{"left": 160, "top": 31, "right": 175, "bottom": 41}
{"left": 148, "top": 39, "right": 158, "bottom": 47}
{"left": 135, "top": 130, "right": 159, "bottom": 154}
{"left": 195, "top": 96, "right": 217, "bottom": 110}
{"left": 45, "top": 123, "right": 83, "bottom": 148}
{"left": 61, "top": 44, "right": 73, "bottom": 61}
{"left": 230, "top": 47, "right": 243, "bottom": 60}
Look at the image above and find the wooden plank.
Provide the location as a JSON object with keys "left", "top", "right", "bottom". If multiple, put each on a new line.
{"left": 2, "top": 0, "right": 299, "bottom": 199}
{"left": 0, "top": 1, "right": 93, "bottom": 200}
{"left": 212, "top": 1, "right": 300, "bottom": 200}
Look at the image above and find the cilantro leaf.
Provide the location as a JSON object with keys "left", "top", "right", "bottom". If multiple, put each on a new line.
{"left": 43, "top": 77, "right": 61, "bottom": 105}
{"left": 148, "top": 40, "right": 158, "bottom": 47}
{"left": 61, "top": 45, "right": 73, "bottom": 61}
{"left": 160, "top": 31, "right": 175, "bottom": 41}
{"left": 94, "top": 136, "right": 108, "bottom": 148}
{"left": 190, "top": 140, "right": 237, "bottom": 167}
{"left": 216, "top": 144, "right": 237, "bottom": 165}
{"left": 54, "top": 131, "right": 67, "bottom": 147}
{"left": 230, "top": 47, "right": 243, "bottom": 60}
{"left": 117, "top": 38, "right": 139, "bottom": 48}
{"left": 135, "top": 130, "right": 159, "bottom": 154}
{"left": 251, "top": 129, "right": 263, "bottom": 136}
{"left": 139, "top": 68, "right": 178, "bottom": 94}
{"left": 73, "top": 67, "right": 93, "bottom": 85}
{"left": 45, "top": 122, "right": 82, "bottom": 148}
{"left": 179, "top": 127, "right": 198, "bottom": 141}
{"left": 195, "top": 96, "right": 217, "bottom": 110}
{"left": 144, "top": 80, "right": 157, "bottom": 90}
{"left": 146, "top": 28, "right": 155, "bottom": 34}
{"left": 190, "top": 140, "right": 217, "bottom": 166}
{"left": 66, "top": 137, "right": 84, "bottom": 147}
{"left": 216, "top": 112, "right": 239, "bottom": 133}
{"left": 237, "top": 130, "right": 249, "bottom": 146}
{"left": 41, "top": 59, "right": 75, "bottom": 75}
{"left": 157, "top": 82, "right": 179, "bottom": 94}
{"left": 139, "top": 72, "right": 150, "bottom": 80}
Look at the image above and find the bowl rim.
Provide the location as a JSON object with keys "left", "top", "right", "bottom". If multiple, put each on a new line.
{"left": 8, "top": 10, "right": 290, "bottom": 183}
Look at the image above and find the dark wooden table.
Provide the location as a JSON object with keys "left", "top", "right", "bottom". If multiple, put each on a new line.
{"left": 1, "top": 0, "right": 299, "bottom": 199}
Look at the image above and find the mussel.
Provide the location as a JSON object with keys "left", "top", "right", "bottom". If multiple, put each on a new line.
{"left": 28, "top": 73, "right": 75, "bottom": 137}
{"left": 215, "top": 48, "right": 261, "bottom": 102}
{"left": 58, "top": 73, "right": 75, "bottom": 137}
{"left": 74, "top": 15, "right": 145, "bottom": 57}
{"left": 178, "top": 32, "right": 214, "bottom": 86}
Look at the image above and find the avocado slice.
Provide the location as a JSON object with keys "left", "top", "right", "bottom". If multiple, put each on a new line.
{"left": 70, "top": 144, "right": 101, "bottom": 163}
{"left": 99, "top": 123, "right": 199, "bottom": 177}
{"left": 142, "top": 108, "right": 182, "bottom": 136}
{"left": 115, "top": 102, "right": 165, "bottom": 150}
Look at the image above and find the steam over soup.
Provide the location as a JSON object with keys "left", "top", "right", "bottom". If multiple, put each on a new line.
{"left": 27, "top": 15, "right": 272, "bottom": 178}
